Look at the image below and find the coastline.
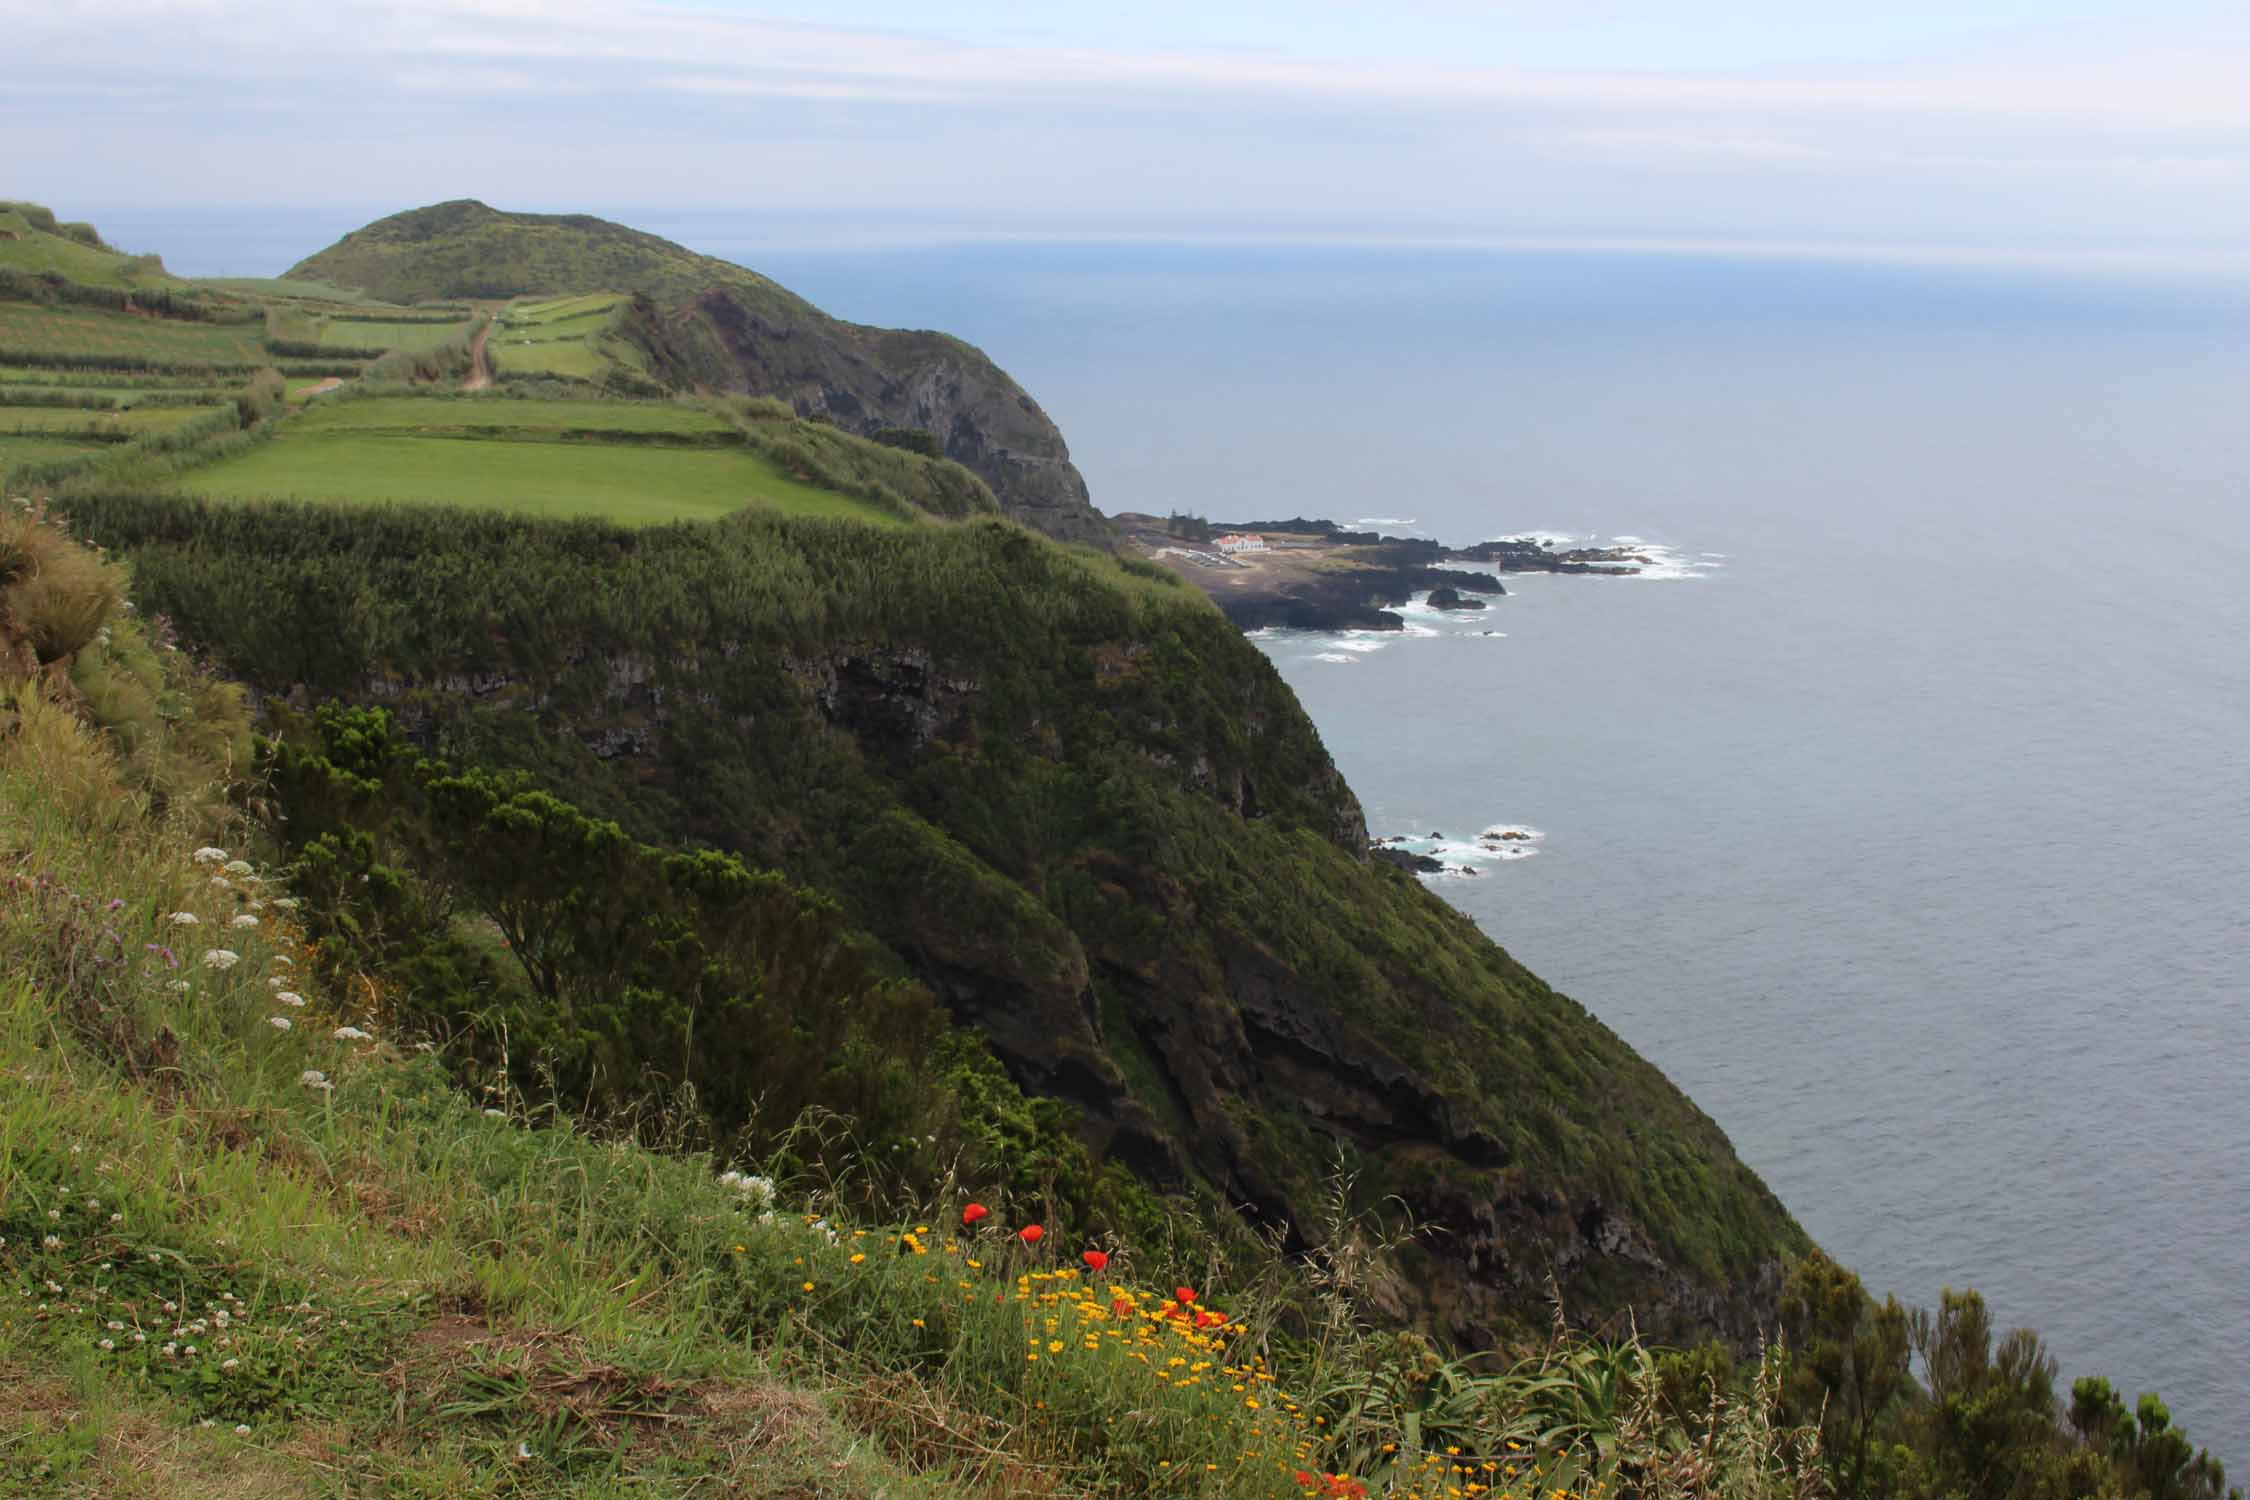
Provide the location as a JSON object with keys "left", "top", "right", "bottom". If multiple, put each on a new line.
{"left": 1114, "top": 512, "right": 1652, "bottom": 631}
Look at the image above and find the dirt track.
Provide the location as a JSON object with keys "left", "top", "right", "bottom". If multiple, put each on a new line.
{"left": 463, "top": 317, "right": 494, "bottom": 391}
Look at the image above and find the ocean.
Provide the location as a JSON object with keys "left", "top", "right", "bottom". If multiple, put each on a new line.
{"left": 108, "top": 207, "right": 2250, "bottom": 1457}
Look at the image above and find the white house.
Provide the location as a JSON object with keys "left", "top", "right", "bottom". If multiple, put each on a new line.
{"left": 1214, "top": 533, "right": 1267, "bottom": 555}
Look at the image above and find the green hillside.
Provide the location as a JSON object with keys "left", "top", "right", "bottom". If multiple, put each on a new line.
{"left": 288, "top": 202, "right": 1113, "bottom": 545}
{"left": 0, "top": 201, "right": 171, "bottom": 289}
{"left": 287, "top": 199, "right": 809, "bottom": 310}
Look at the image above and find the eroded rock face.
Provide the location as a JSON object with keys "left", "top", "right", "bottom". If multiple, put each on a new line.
{"left": 646, "top": 290, "right": 1115, "bottom": 549}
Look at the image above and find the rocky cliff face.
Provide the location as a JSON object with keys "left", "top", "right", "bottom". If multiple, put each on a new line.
{"left": 628, "top": 290, "right": 1112, "bottom": 548}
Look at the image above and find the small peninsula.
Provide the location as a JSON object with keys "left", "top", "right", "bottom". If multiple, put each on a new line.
{"left": 1116, "top": 512, "right": 1654, "bottom": 631}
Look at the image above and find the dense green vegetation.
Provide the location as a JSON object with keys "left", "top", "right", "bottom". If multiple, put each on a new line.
{"left": 53, "top": 489, "right": 1801, "bottom": 1349}
{"left": 287, "top": 199, "right": 813, "bottom": 310}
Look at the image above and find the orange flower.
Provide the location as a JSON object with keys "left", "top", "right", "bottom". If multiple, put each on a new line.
{"left": 1081, "top": 1249, "right": 1109, "bottom": 1272}
{"left": 961, "top": 1203, "right": 989, "bottom": 1227}
{"left": 1017, "top": 1223, "right": 1044, "bottom": 1244}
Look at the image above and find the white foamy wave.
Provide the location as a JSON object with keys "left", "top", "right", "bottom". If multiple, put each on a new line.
{"left": 1373, "top": 823, "right": 1545, "bottom": 876}
{"left": 1331, "top": 635, "right": 1391, "bottom": 653}
{"left": 1494, "top": 529, "right": 1587, "bottom": 549}
{"left": 1610, "top": 538, "right": 1723, "bottom": 582}
{"left": 1310, "top": 652, "right": 1354, "bottom": 663}
{"left": 1355, "top": 516, "right": 1419, "bottom": 527}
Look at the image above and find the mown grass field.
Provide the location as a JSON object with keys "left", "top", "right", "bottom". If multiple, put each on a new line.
{"left": 173, "top": 429, "right": 899, "bottom": 525}
{"left": 491, "top": 292, "right": 630, "bottom": 380}
{"left": 0, "top": 434, "right": 107, "bottom": 468}
{"left": 318, "top": 316, "right": 473, "bottom": 352}
{"left": 293, "top": 395, "right": 722, "bottom": 436}
{"left": 0, "top": 404, "right": 212, "bottom": 435}
{"left": 0, "top": 303, "right": 265, "bottom": 367}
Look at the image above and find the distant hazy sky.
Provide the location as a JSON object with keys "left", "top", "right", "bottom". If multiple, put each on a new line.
{"left": 13, "top": 0, "right": 2250, "bottom": 259}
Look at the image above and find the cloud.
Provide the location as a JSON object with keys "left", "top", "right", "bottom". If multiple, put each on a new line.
{"left": 12, "top": 0, "right": 2250, "bottom": 251}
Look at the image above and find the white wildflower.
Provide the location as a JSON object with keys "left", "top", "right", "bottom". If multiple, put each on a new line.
{"left": 108, "top": 1213, "right": 121, "bottom": 1224}
{"left": 233, "top": 1423, "right": 251, "bottom": 1437}
{"left": 201, "top": 950, "right": 239, "bottom": 971}
{"left": 299, "top": 1070, "right": 330, "bottom": 1090}
{"left": 163, "top": 1342, "right": 177, "bottom": 1356}
{"left": 332, "top": 1026, "right": 372, "bottom": 1042}
{"left": 222, "top": 1358, "right": 239, "bottom": 1371}
{"left": 228, "top": 914, "right": 259, "bottom": 930}
{"left": 167, "top": 912, "right": 200, "bottom": 926}
{"left": 268, "top": 1016, "right": 292, "bottom": 1031}
{"left": 132, "top": 1332, "right": 145, "bottom": 1343}
{"left": 223, "top": 860, "right": 254, "bottom": 877}
{"left": 192, "top": 848, "right": 228, "bottom": 865}
{"left": 483, "top": 1108, "right": 505, "bottom": 1118}
{"left": 275, "top": 992, "right": 305, "bottom": 1007}
{"left": 42, "top": 1235, "right": 60, "bottom": 1250}
{"left": 106, "top": 1320, "right": 122, "bottom": 1331}
{"left": 273, "top": 898, "right": 300, "bottom": 912}
{"left": 167, "top": 981, "right": 191, "bottom": 993}
{"left": 98, "top": 1338, "right": 114, "bottom": 1351}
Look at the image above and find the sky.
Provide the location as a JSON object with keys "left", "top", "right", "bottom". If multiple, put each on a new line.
{"left": 12, "top": 0, "right": 2250, "bottom": 259}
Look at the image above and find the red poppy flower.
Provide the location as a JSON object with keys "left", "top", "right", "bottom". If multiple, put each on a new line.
{"left": 1175, "top": 1286, "right": 1197, "bottom": 1305}
{"left": 1017, "top": 1223, "right": 1044, "bottom": 1244}
{"left": 1111, "top": 1298, "right": 1133, "bottom": 1317}
{"left": 1081, "top": 1250, "right": 1109, "bottom": 1272}
{"left": 1296, "top": 1472, "right": 1315, "bottom": 1488}
{"left": 961, "top": 1203, "right": 989, "bottom": 1227}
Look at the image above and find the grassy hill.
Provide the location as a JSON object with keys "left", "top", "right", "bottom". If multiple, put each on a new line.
{"left": 289, "top": 201, "right": 1112, "bottom": 545}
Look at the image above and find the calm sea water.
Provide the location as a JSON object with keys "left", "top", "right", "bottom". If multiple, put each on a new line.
{"left": 118, "top": 208, "right": 2250, "bottom": 1456}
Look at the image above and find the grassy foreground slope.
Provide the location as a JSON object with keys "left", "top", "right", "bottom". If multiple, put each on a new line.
{"left": 2, "top": 500, "right": 1836, "bottom": 1499}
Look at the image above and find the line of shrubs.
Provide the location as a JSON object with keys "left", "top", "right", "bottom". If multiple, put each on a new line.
{"left": 0, "top": 267, "right": 251, "bottom": 322}
{"left": 262, "top": 338, "right": 392, "bottom": 361}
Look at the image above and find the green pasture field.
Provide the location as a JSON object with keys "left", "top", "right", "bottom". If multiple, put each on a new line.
{"left": 0, "top": 302, "right": 265, "bottom": 366}
{"left": 319, "top": 317, "right": 472, "bottom": 352}
{"left": 0, "top": 404, "right": 211, "bottom": 435}
{"left": 0, "top": 433, "right": 106, "bottom": 467}
{"left": 172, "top": 431, "right": 901, "bottom": 525}
{"left": 505, "top": 291, "right": 624, "bottom": 326}
{"left": 294, "top": 395, "right": 726, "bottom": 436}
{"left": 488, "top": 337, "right": 612, "bottom": 379}
{"left": 0, "top": 381, "right": 228, "bottom": 407}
